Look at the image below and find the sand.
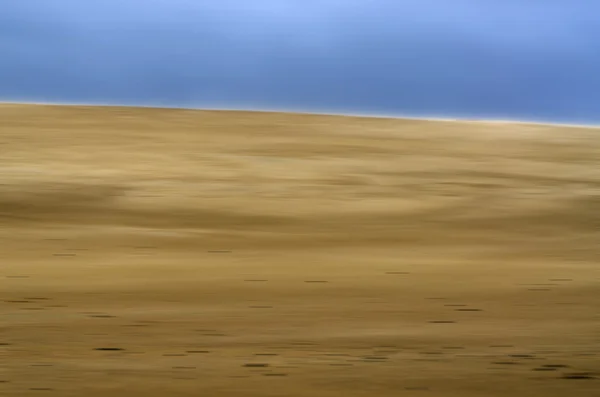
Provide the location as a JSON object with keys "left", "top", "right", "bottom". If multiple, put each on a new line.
{"left": 1, "top": 104, "right": 599, "bottom": 396}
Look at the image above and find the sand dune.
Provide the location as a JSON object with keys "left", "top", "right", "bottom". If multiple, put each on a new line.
{"left": 1, "top": 104, "right": 599, "bottom": 396}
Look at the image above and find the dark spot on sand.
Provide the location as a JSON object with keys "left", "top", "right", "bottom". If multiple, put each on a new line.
{"left": 561, "top": 373, "right": 595, "bottom": 380}
{"left": 94, "top": 348, "right": 124, "bottom": 351}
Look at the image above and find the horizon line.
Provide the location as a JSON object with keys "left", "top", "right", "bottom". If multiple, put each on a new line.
{"left": 2, "top": 100, "right": 599, "bottom": 130}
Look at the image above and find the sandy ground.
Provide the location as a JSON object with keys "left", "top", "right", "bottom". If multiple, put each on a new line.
{"left": 1, "top": 104, "right": 599, "bottom": 396}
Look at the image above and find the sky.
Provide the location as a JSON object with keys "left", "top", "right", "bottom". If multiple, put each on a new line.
{"left": 1, "top": 0, "right": 600, "bottom": 123}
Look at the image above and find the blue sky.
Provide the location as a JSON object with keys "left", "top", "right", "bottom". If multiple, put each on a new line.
{"left": 1, "top": 0, "right": 599, "bottom": 123}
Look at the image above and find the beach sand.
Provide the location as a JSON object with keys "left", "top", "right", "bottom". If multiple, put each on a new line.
{"left": 1, "top": 104, "right": 599, "bottom": 396}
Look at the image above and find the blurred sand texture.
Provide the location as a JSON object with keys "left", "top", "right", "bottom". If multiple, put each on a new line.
{"left": 1, "top": 104, "right": 599, "bottom": 396}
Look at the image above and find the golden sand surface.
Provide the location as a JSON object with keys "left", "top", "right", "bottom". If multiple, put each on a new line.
{"left": 1, "top": 104, "right": 599, "bottom": 396}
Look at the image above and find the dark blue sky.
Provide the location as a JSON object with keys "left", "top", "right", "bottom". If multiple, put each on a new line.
{"left": 2, "top": 0, "right": 600, "bottom": 123}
